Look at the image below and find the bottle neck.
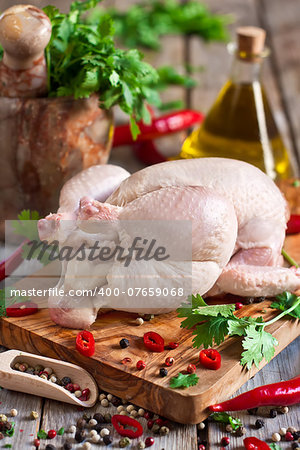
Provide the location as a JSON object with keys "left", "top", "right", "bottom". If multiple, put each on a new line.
{"left": 229, "top": 56, "right": 263, "bottom": 84}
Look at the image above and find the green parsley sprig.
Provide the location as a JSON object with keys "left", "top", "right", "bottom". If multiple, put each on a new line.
{"left": 178, "top": 293, "right": 300, "bottom": 370}
{"left": 170, "top": 372, "right": 199, "bottom": 389}
{"left": 92, "top": 0, "right": 230, "bottom": 51}
{"left": 210, "top": 412, "right": 242, "bottom": 431}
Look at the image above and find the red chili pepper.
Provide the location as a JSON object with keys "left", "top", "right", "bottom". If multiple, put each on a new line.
{"left": 143, "top": 331, "right": 165, "bottom": 353}
{"left": 113, "top": 110, "right": 204, "bottom": 147}
{"left": 111, "top": 414, "right": 143, "bottom": 439}
{"left": 244, "top": 437, "right": 271, "bottom": 450}
{"left": 0, "top": 240, "right": 29, "bottom": 282}
{"left": 286, "top": 214, "right": 300, "bottom": 234}
{"left": 133, "top": 140, "right": 168, "bottom": 165}
{"left": 76, "top": 330, "right": 95, "bottom": 357}
{"left": 199, "top": 349, "right": 221, "bottom": 370}
{"left": 6, "top": 302, "right": 38, "bottom": 317}
{"left": 209, "top": 375, "right": 300, "bottom": 412}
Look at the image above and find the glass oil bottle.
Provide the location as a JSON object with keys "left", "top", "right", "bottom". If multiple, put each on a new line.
{"left": 180, "top": 27, "right": 293, "bottom": 180}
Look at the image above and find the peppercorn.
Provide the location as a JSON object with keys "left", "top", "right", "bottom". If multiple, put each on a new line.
{"left": 279, "top": 428, "right": 287, "bottom": 436}
{"left": 76, "top": 418, "right": 86, "bottom": 429}
{"left": 68, "top": 425, "right": 76, "bottom": 434}
{"left": 255, "top": 419, "right": 265, "bottom": 429}
{"left": 235, "top": 302, "right": 243, "bottom": 310}
{"left": 117, "top": 405, "right": 125, "bottom": 413}
{"left": 160, "top": 426, "right": 170, "bottom": 435}
{"left": 111, "top": 396, "right": 122, "bottom": 407}
{"left": 288, "top": 427, "right": 298, "bottom": 433}
{"left": 82, "top": 443, "right": 91, "bottom": 450}
{"left": 272, "top": 433, "right": 281, "bottom": 442}
{"left": 147, "top": 420, "right": 154, "bottom": 429}
{"left": 34, "top": 438, "right": 40, "bottom": 448}
{"left": 247, "top": 407, "right": 258, "bottom": 415}
{"left": 245, "top": 297, "right": 255, "bottom": 305}
{"left": 293, "top": 432, "right": 300, "bottom": 440}
{"left": 225, "top": 424, "right": 233, "bottom": 433}
{"left": 92, "top": 423, "right": 103, "bottom": 433}
{"left": 0, "top": 414, "right": 7, "bottom": 422}
{"left": 145, "top": 437, "right": 155, "bottom": 447}
{"left": 3, "top": 422, "right": 12, "bottom": 431}
{"left": 93, "top": 413, "right": 105, "bottom": 423}
{"left": 100, "top": 428, "right": 110, "bottom": 437}
{"left": 136, "top": 360, "right": 146, "bottom": 370}
{"left": 221, "top": 436, "right": 230, "bottom": 447}
{"left": 136, "top": 317, "right": 144, "bottom": 325}
{"left": 75, "top": 429, "right": 85, "bottom": 443}
{"left": 45, "top": 445, "right": 56, "bottom": 450}
{"left": 65, "top": 383, "right": 74, "bottom": 392}
{"left": 119, "top": 338, "right": 130, "bottom": 348}
{"left": 103, "top": 435, "right": 112, "bottom": 446}
{"left": 168, "top": 342, "right": 179, "bottom": 349}
{"left": 89, "top": 419, "right": 97, "bottom": 427}
{"left": 144, "top": 411, "right": 154, "bottom": 420}
{"left": 63, "top": 443, "right": 72, "bottom": 450}
{"left": 137, "top": 442, "right": 146, "bottom": 449}
{"left": 91, "top": 434, "right": 101, "bottom": 443}
{"left": 236, "top": 426, "right": 246, "bottom": 437}
{"left": 30, "top": 411, "right": 39, "bottom": 420}
{"left": 99, "top": 393, "right": 106, "bottom": 401}
{"left": 130, "top": 410, "right": 138, "bottom": 418}
{"left": 152, "top": 424, "right": 160, "bottom": 434}
{"left": 187, "top": 364, "right": 196, "bottom": 374}
{"left": 199, "top": 446, "right": 206, "bottom": 450}
{"left": 144, "top": 314, "right": 154, "bottom": 321}
{"left": 269, "top": 408, "right": 277, "bottom": 418}
{"left": 160, "top": 368, "right": 168, "bottom": 377}
{"left": 279, "top": 406, "right": 289, "bottom": 414}
{"left": 74, "top": 390, "right": 82, "bottom": 398}
{"left": 138, "top": 408, "right": 145, "bottom": 416}
{"left": 285, "top": 432, "right": 294, "bottom": 442}
{"left": 61, "top": 376, "right": 72, "bottom": 386}
{"left": 119, "top": 437, "right": 131, "bottom": 447}
{"left": 48, "top": 429, "right": 57, "bottom": 439}
{"left": 165, "top": 357, "right": 174, "bottom": 367}
{"left": 101, "top": 398, "right": 109, "bottom": 407}
{"left": 104, "top": 413, "right": 112, "bottom": 423}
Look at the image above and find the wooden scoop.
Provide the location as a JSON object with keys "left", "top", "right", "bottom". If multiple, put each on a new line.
{"left": 0, "top": 349, "right": 99, "bottom": 407}
{"left": 0, "top": 5, "right": 52, "bottom": 97}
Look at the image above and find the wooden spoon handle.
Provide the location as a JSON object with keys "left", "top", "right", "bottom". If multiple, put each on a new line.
{"left": 0, "top": 5, "right": 52, "bottom": 97}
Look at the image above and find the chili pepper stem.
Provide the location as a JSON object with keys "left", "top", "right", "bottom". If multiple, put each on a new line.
{"left": 281, "top": 248, "right": 299, "bottom": 268}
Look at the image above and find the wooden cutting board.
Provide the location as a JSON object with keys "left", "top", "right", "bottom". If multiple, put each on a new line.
{"left": 0, "top": 234, "right": 299, "bottom": 424}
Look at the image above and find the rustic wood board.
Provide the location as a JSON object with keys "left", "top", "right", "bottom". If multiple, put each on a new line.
{"left": 0, "top": 234, "right": 299, "bottom": 424}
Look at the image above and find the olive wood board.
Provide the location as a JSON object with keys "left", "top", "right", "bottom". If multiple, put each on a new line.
{"left": 0, "top": 234, "right": 299, "bottom": 424}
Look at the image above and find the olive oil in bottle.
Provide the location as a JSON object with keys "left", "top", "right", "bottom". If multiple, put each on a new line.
{"left": 180, "top": 27, "right": 293, "bottom": 180}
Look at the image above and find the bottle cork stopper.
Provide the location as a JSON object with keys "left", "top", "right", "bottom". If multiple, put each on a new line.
{"left": 236, "top": 26, "right": 266, "bottom": 61}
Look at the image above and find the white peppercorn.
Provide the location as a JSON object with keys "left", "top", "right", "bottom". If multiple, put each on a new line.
{"left": 101, "top": 398, "right": 109, "bottom": 407}
{"left": 279, "top": 428, "right": 287, "bottom": 436}
{"left": 89, "top": 429, "right": 97, "bottom": 437}
{"left": 68, "top": 425, "right": 76, "bottom": 433}
{"left": 88, "top": 419, "right": 97, "bottom": 427}
{"left": 30, "top": 411, "right": 39, "bottom": 420}
{"left": 136, "top": 317, "right": 144, "bottom": 325}
{"left": 99, "top": 393, "right": 106, "bottom": 401}
{"left": 138, "top": 408, "right": 145, "bottom": 417}
{"left": 117, "top": 405, "right": 125, "bottom": 413}
{"left": 10, "top": 409, "right": 18, "bottom": 417}
{"left": 130, "top": 410, "right": 138, "bottom": 418}
{"left": 272, "top": 433, "right": 281, "bottom": 442}
{"left": 44, "top": 367, "right": 53, "bottom": 375}
{"left": 107, "top": 393, "right": 113, "bottom": 401}
{"left": 126, "top": 405, "right": 135, "bottom": 413}
{"left": 137, "top": 441, "right": 146, "bottom": 449}
{"left": 82, "top": 442, "right": 91, "bottom": 450}
{"left": 197, "top": 422, "right": 205, "bottom": 430}
{"left": 49, "top": 375, "right": 57, "bottom": 383}
{"left": 100, "top": 428, "right": 110, "bottom": 437}
{"left": 91, "top": 434, "right": 101, "bottom": 443}
{"left": 279, "top": 406, "right": 289, "bottom": 414}
{"left": 74, "top": 390, "right": 82, "bottom": 398}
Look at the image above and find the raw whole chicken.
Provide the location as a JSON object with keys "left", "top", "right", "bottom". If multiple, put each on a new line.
{"left": 38, "top": 158, "right": 300, "bottom": 329}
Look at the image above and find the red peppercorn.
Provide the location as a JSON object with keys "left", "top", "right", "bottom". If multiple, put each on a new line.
{"left": 221, "top": 436, "right": 230, "bottom": 447}
{"left": 285, "top": 432, "right": 294, "bottom": 441}
{"left": 235, "top": 302, "right": 243, "bottom": 310}
{"left": 147, "top": 420, "right": 154, "bottom": 429}
{"left": 73, "top": 383, "right": 81, "bottom": 391}
{"left": 187, "top": 363, "right": 197, "bottom": 374}
{"left": 155, "top": 418, "right": 165, "bottom": 426}
{"left": 33, "top": 438, "right": 40, "bottom": 448}
{"left": 136, "top": 360, "right": 146, "bottom": 370}
{"left": 144, "top": 411, "right": 154, "bottom": 420}
{"left": 121, "top": 357, "right": 132, "bottom": 365}
{"left": 145, "top": 437, "right": 155, "bottom": 447}
{"left": 48, "top": 429, "right": 57, "bottom": 439}
{"left": 79, "top": 388, "right": 91, "bottom": 401}
{"left": 165, "top": 357, "right": 175, "bottom": 367}
{"left": 65, "top": 383, "right": 75, "bottom": 392}
{"left": 167, "top": 342, "right": 179, "bottom": 349}
{"left": 199, "top": 445, "right": 206, "bottom": 450}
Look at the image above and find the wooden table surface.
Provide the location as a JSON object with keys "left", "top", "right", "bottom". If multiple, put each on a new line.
{"left": 1, "top": 0, "right": 300, "bottom": 449}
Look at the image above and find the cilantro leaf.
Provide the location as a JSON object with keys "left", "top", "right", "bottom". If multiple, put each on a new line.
{"left": 5, "top": 422, "right": 15, "bottom": 437}
{"left": 170, "top": 372, "right": 199, "bottom": 389}
{"left": 269, "top": 444, "right": 282, "bottom": 450}
{"left": 271, "top": 292, "right": 300, "bottom": 319}
{"left": 192, "top": 315, "right": 229, "bottom": 348}
{"left": 11, "top": 210, "right": 41, "bottom": 241}
{"left": 37, "top": 429, "right": 48, "bottom": 439}
{"left": 210, "top": 412, "right": 242, "bottom": 431}
{"left": 241, "top": 325, "right": 278, "bottom": 369}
